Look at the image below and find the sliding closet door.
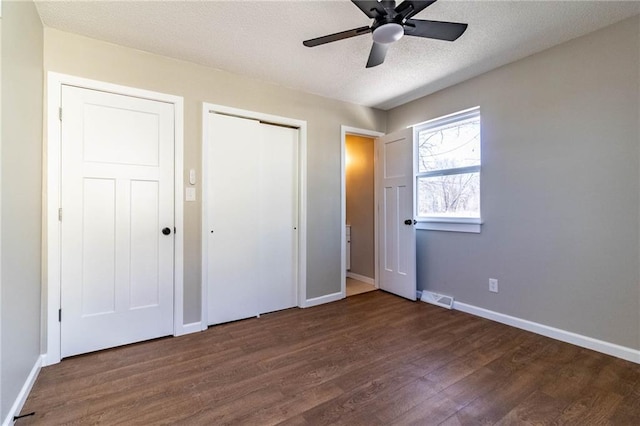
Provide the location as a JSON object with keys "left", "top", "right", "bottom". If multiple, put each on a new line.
{"left": 259, "top": 124, "right": 298, "bottom": 314}
{"left": 206, "top": 113, "right": 298, "bottom": 325}
{"left": 207, "top": 114, "right": 261, "bottom": 324}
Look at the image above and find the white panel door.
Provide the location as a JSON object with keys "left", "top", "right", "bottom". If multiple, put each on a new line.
{"left": 207, "top": 113, "right": 298, "bottom": 325}
{"left": 377, "top": 128, "right": 416, "bottom": 300}
{"left": 61, "top": 86, "right": 174, "bottom": 358}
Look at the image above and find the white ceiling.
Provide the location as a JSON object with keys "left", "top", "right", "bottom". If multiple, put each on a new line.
{"left": 35, "top": 0, "right": 640, "bottom": 110}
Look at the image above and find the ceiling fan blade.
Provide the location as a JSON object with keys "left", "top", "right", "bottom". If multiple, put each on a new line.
{"left": 366, "top": 42, "right": 389, "bottom": 68}
{"left": 403, "top": 19, "right": 468, "bottom": 41}
{"left": 395, "top": 1, "right": 437, "bottom": 20}
{"left": 303, "top": 26, "right": 372, "bottom": 47}
{"left": 352, "top": 0, "right": 388, "bottom": 19}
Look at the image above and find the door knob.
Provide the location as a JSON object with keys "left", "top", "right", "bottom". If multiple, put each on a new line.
{"left": 404, "top": 219, "right": 416, "bottom": 225}
{"left": 162, "top": 227, "right": 171, "bottom": 235}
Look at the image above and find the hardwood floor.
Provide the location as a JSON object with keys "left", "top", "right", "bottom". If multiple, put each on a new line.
{"left": 19, "top": 291, "right": 640, "bottom": 425}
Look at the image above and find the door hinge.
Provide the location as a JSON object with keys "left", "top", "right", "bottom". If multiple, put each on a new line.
{"left": 58, "top": 309, "right": 62, "bottom": 322}
{"left": 59, "top": 107, "right": 62, "bottom": 121}
{"left": 58, "top": 208, "right": 63, "bottom": 221}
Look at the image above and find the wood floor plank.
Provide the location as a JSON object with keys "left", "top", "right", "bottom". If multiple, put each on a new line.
{"left": 17, "top": 290, "right": 640, "bottom": 425}
{"left": 552, "top": 387, "right": 624, "bottom": 425}
{"left": 440, "top": 367, "right": 504, "bottom": 407}
{"left": 368, "top": 377, "right": 441, "bottom": 423}
{"left": 298, "top": 365, "right": 423, "bottom": 425}
{"left": 233, "top": 382, "right": 344, "bottom": 425}
{"left": 608, "top": 384, "right": 640, "bottom": 424}
{"left": 445, "top": 368, "right": 546, "bottom": 425}
{"left": 539, "top": 348, "right": 612, "bottom": 402}
{"left": 387, "top": 392, "right": 464, "bottom": 425}
{"left": 494, "top": 390, "right": 569, "bottom": 425}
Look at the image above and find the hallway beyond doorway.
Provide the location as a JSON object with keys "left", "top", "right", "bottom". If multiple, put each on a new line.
{"left": 346, "top": 277, "right": 376, "bottom": 297}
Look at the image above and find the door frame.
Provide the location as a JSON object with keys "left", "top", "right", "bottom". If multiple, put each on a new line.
{"left": 340, "top": 126, "right": 384, "bottom": 298}
{"left": 44, "top": 72, "right": 185, "bottom": 366}
{"left": 201, "top": 103, "right": 308, "bottom": 327}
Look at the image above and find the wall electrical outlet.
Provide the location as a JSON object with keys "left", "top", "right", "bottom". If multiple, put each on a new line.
{"left": 489, "top": 278, "right": 498, "bottom": 293}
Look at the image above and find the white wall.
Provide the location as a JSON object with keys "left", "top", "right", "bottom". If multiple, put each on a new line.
{"left": 1, "top": 0, "right": 43, "bottom": 420}
{"left": 387, "top": 16, "right": 640, "bottom": 350}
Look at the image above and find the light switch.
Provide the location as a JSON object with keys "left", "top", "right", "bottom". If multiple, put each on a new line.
{"left": 189, "top": 169, "right": 196, "bottom": 185}
{"left": 185, "top": 187, "right": 196, "bottom": 202}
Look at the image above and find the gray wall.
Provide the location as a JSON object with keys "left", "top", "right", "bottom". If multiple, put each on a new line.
{"left": 387, "top": 16, "right": 640, "bottom": 349}
{"left": 42, "top": 28, "right": 387, "bottom": 323}
{"left": 1, "top": 0, "right": 43, "bottom": 420}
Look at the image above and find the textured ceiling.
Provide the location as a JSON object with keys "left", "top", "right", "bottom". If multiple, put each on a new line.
{"left": 35, "top": 1, "right": 640, "bottom": 110}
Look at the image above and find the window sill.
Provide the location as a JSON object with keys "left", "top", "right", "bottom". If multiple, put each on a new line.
{"left": 416, "top": 219, "right": 482, "bottom": 233}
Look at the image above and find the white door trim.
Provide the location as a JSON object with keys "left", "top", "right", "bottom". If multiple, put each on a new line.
{"left": 201, "top": 103, "right": 308, "bottom": 325}
{"left": 340, "top": 126, "right": 384, "bottom": 298}
{"left": 44, "top": 72, "right": 185, "bottom": 366}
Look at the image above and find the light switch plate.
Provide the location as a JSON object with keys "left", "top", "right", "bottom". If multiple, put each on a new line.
{"left": 185, "top": 187, "right": 196, "bottom": 202}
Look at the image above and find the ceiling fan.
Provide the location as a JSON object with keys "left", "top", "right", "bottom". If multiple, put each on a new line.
{"left": 303, "top": 0, "right": 468, "bottom": 68}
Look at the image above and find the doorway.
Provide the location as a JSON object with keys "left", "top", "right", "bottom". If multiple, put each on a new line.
{"left": 340, "top": 126, "right": 384, "bottom": 298}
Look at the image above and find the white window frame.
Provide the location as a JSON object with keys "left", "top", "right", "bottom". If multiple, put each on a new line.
{"left": 413, "top": 107, "right": 482, "bottom": 233}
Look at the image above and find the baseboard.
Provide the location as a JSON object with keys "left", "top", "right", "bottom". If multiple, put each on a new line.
{"left": 2, "top": 354, "right": 44, "bottom": 426}
{"left": 175, "top": 321, "right": 202, "bottom": 336}
{"left": 453, "top": 301, "right": 640, "bottom": 364}
{"left": 346, "top": 272, "right": 375, "bottom": 286}
{"left": 42, "top": 351, "right": 59, "bottom": 367}
{"left": 302, "top": 291, "right": 343, "bottom": 308}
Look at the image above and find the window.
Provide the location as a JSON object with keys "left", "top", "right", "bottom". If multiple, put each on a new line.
{"left": 414, "top": 107, "right": 481, "bottom": 232}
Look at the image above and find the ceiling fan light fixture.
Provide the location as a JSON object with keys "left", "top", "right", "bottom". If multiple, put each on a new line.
{"left": 302, "top": 0, "right": 468, "bottom": 68}
{"left": 372, "top": 23, "right": 404, "bottom": 44}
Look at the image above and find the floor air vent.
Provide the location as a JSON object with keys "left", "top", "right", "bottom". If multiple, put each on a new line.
{"left": 420, "top": 291, "right": 454, "bottom": 310}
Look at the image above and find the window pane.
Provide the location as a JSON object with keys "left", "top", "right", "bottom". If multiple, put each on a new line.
{"left": 417, "top": 172, "right": 480, "bottom": 218}
{"left": 418, "top": 117, "right": 480, "bottom": 173}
